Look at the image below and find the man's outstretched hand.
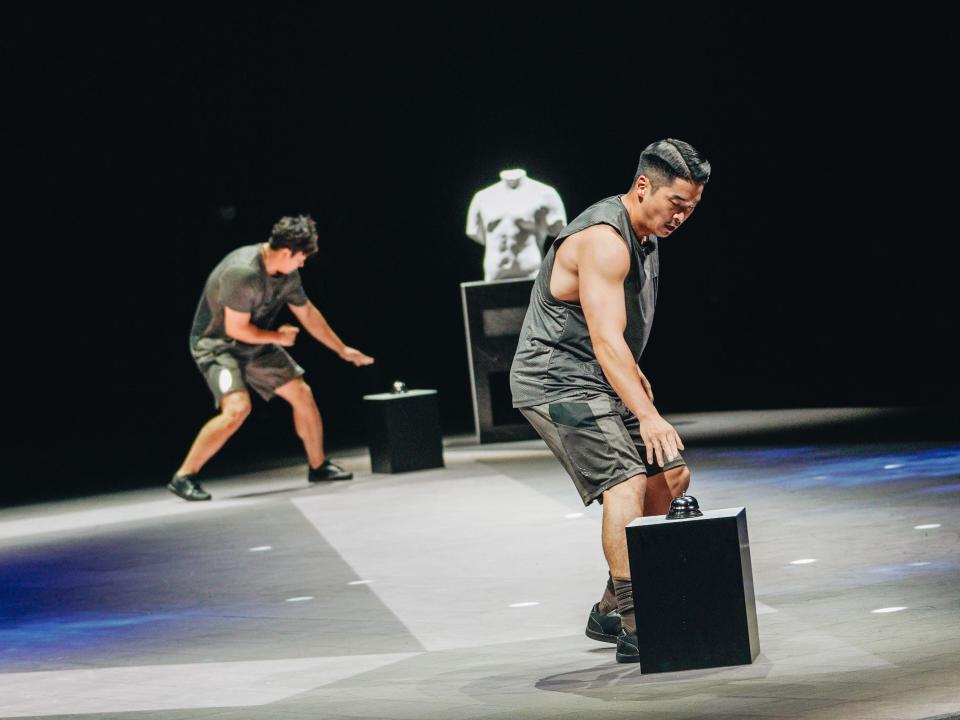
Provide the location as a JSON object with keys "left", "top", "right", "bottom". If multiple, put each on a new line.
{"left": 340, "top": 347, "right": 375, "bottom": 366}
{"left": 637, "top": 414, "right": 684, "bottom": 467}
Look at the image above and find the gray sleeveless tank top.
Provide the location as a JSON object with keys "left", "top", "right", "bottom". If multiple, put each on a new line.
{"left": 510, "top": 195, "right": 659, "bottom": 407}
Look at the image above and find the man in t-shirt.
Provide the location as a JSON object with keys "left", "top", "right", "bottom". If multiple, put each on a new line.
{"left": 510, "top": 139, "right": 711, "bottom": 663}
{"left": 168, "top": 215, "right": 374, "bottom": 501}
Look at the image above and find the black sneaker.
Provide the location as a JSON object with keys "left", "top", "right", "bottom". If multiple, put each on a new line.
{"left": 167, "top": 474, "right": 211, "bottom": 501}
{"left": 308, "top": 460, "right": 353, "bottom": 482}
{"left": 615, "top": 629, "right": 641, "bottom": 663}
{"left": 585, "top": 602, "right": 622, "bottom": 644}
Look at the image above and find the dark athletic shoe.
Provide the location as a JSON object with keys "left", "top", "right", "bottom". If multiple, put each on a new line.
{"left": 308, "top": 460, "right": 353, "bottom": 482}
{"left": 585, "top": 602, "right": 622, "bottom": 644}
{"left": 167, "top": 474, "right": 211, "bottom": 501}
{"left": 615, "top": 630, "right": 641, "bottom": 663}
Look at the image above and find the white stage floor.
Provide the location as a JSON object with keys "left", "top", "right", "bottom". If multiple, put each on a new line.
{"left": 1, "top": 408, "right": 957, "bottom": 719}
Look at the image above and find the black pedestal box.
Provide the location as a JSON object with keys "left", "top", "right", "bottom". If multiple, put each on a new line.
{"left": 363, "top": 389, "right": 444, "bottom": 474}
{"left": 460, "top": 278, "right": 539, "bottom": 443}
{"left": 625, "top": 507, "right": 760, "bottom": 673}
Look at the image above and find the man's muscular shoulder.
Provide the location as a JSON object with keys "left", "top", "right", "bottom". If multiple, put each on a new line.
{"left": 561, "top": 225, "right": 629, "bottom": 273}
{"left": 552, "top": 224, "right": 630, "bottom": 302}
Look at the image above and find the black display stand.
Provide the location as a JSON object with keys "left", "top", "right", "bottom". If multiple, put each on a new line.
{"left": 460, "top": 279, "right": 538, "bottom": 443}
{"left": 625, "top": 507, "right": 760, "bottom": 673}
{"left": 362, "top": 389, "right": 444, "bottom": 473}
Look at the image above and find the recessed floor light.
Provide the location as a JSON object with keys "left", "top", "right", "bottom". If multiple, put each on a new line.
{"left": 565, "top": 513, "right": 584, "bottom": 519}
{"left": 914, "top": 524, "right": 941, "bottom": 530}
{"left": 909, "top": 562, "right": 931, "bottom": 567}
{"left": 790, "top": 558, "right": 817, "bottom": 565}
{"left": 348, "top": 580, "right": 373, "bottom": 586}
{"left": 286, "top": 596, "right": 314, "bottom": 603}
{"left": 509, "top": 602, "right": 539, "bottom": 608}
{"left": 884, "top": 464, "right": 904, "bottom": 470}
{"left": 872, "top": 606, "right": 907, "bottom": 614}
{"left": 249, "top": 546, "right": 272, "bottom": 552}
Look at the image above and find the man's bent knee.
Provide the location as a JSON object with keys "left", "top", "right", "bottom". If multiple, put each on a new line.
{"left": 666, "top": 465, "right": 691, "bottom": 497}
{"left": 276, "top": 378, "right": 315, "bottom": 406}
{"left": 603, "top": 474, "right": 647, "bottom": 505}
{"left": 220, "top": 392, "right": 252, "bottom": 427}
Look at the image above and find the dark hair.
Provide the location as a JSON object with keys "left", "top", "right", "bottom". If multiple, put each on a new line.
{"left": 269, "top": 215, "right": 318, "bottom": 255}
{"left": 633, "top": 138, "right": 711, "bottom": 192}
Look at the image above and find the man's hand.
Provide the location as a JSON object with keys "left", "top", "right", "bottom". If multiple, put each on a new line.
{"left": 637, "top": 414, "right": 684, "bottom": 467}
{"left": 277, "top": 324, "right": 300, "bottom": 347}
{"left": 340, "top": 347, "right": 374, "bottom": 366}
{"left": 637, "top": 367, "right": 654, "bottom": 402}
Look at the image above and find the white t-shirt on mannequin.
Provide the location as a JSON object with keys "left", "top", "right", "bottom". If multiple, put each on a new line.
{"left": 466, "top": 169, "right": 567, "bottom": 281}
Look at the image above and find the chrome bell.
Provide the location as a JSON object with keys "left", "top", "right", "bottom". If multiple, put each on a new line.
{"left": 666, "top": 493, "right": 703, "bottom": 519}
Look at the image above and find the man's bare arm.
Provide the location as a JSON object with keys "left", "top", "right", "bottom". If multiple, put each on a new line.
{"left": 288, "top": 301, "right": 374, "bottom": 366}
{"left": 288, "top": 301, "right": 345, "bottom": 354}
{"left": 578, "top": 226, "right": 682, "bottom": 465}
{"left": 637, "top": 366, "right": 654, "bottom": 402}
{"left": 224, "top": 306, "right": 298, "bottom": 346}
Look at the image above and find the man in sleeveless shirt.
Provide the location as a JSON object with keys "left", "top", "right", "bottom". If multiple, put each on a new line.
{"left": 510, "top": 140, "right": 710, "bottom": 663}
{"left": 168, "top": 215, "right": 374, "bottom": 501}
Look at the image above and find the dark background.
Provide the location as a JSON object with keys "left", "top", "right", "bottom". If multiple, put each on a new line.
{"left": 4, "top": 7, "right": 956, "bottom": 503}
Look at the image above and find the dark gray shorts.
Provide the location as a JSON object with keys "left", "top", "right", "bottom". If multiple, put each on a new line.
{"left": 192, "top": 338, "right": 304, "bottom": 408}
{"left": 519, "top": 394, "right": 686, "bottom": 507}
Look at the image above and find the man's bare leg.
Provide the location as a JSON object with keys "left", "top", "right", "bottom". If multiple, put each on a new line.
{"left": 602, "top": 475, "right": 647, "bottom": 576}
{"left": 597, "top": 466, "right": 691, "bottom": 608}
{"left": 175, "top": 391, "right": 252, "bottom": 477}
{"left": 601, "top": 474, "right": 647, "bottom": 636}
{"left": 644, "top": 465, "right": 692, "bottom": 516}
{"left": 274, "top": 378, "right": 324, "bottom": 469}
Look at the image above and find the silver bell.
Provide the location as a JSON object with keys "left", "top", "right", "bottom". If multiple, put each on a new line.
{"left": 666, "top": 493, "right": 703, "bottom": 519}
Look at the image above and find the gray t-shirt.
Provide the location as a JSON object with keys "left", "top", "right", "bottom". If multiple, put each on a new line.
{"left": 189, "top": 244, "right": 308, "bottom": 356}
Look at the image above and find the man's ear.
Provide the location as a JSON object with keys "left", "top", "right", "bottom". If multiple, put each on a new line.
{"left": 635, "top": 174, "right": 649, "bottom": 201}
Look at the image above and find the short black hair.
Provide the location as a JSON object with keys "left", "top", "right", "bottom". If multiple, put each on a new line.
{"left": 633, "top": 139, "right": 711, "bottom": 192}
{"left": 269, "top": 215, "right": 318, "bottom": 255}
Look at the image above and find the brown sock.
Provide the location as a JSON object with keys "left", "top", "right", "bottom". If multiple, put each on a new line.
{"left": 612, "top": 576, "right": 636, "bottom": 633}
{"left": 598, "top": 572, "right": 617, "bottom": 614}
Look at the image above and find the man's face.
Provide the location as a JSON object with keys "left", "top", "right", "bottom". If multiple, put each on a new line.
{"left": 277, "top": 249, "right": 309, "bottom": 274}
{"left": 639, "top": 176, "right": 704, "bottom": 237}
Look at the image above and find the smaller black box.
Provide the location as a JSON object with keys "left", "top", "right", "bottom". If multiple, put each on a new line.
{"left": 626, "top": 507, "right": 760, "bottom": 673}
{"left": 363, "top": 389, "right": 444, "bottom": 474}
